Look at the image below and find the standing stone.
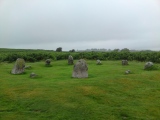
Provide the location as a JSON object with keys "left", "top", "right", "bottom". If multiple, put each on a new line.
{"left": 97, "top": 59, "right": 102, "bottom": 65}
{"left": 45, "top": 59, "right": 51, "bottom": 65}
{"left": 68, "top": 55, "right": 74, "bottom": 65}
{"left": 72, "top": 59, "right": 88, "bottom": 78}
{"left": 144, "top": 62, "right": 153, "bottom": 69}
{"left": 122, "top": 60, "right": 128, "bottom": 65}
{"left": 11, "top": 58, "right": 25, "bottom": 74}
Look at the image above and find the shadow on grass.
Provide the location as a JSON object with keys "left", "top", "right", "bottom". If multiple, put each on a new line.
{"left": 29, "top": 75, "right": 42, "bottom": 79}
{"left": 44, "top": 64, "right": 53, "bottom": 67}
{"left": 9, "top": 71, "right": 27, "bottom": 75}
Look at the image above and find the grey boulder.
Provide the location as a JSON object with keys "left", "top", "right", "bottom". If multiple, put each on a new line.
{"left": 144, "top": 62, "right": 153, "bottom": 69}
{"left": 45, "top": 59, "right": 51, "bottom": 65}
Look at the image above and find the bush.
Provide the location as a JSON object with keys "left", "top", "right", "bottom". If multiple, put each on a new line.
{"left": 26, "top": 57, "right": 36, "bottom": 62}
{"left": 0, "top": 49, "right": 160, "bottom": 63}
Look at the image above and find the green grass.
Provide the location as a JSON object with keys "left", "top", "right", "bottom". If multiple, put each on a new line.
{"left": 0, "top": 60, "right": 160, "bottom": 120}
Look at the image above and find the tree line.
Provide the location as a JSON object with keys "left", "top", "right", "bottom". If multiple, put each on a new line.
{"left": 0, "top": 49, "right": 160, "bottom": 63}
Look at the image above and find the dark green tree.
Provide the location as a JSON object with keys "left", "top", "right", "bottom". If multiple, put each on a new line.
{"left": 69, "top": 49, "right": 75, "bottom": 52}
{"left": 113, "top": 49, "right": 120, "bottom": 52}
{"left": 121, "top": 48, "right": 130, "bottom": 52}
{"left": 56, "top": 47, "right": 62, "bottom": 52}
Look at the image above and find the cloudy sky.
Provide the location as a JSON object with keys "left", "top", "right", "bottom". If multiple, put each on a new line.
{"left": 0, "top": 0, "right": 160, "bottom": 51}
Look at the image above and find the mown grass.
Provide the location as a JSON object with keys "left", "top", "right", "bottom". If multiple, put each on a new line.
{"left": 0, "top": 60, "right": 160, "bottom": 120}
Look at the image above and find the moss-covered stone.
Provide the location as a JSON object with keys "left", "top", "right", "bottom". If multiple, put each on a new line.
{"left": 11, "top": 58, "right": 25, "bottom": 74}
{"left": 68, "top": 55, "right": 74, "bottom": 65}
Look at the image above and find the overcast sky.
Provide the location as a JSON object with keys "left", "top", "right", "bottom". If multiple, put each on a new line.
{"left": 0, "top": 0, "right": 160, "bottom": 51}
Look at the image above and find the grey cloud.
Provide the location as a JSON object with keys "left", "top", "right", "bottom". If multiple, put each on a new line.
{"left": 0, "top": 0, "right": 160, "bottom": 50}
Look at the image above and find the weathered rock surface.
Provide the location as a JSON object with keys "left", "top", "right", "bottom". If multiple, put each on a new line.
{"left": 72, "top": 59, "right": 88, "bottom": 78}
{"left": 122, "top": 60, "right": 128, "bottom": 65}
{"left": 45, "top": 59, "right": 51, "bottom": 65}
{"left": 144, "top": 62, "right": 153, "bottom": 69}
{"left": 97, "top": 60, "right": 102, "bottom": 65}
{"left": 68, "top": 55, "right": 74, "bottom": 65}
{"left": 11, "top": 58, "right": 25, "bottom": 74}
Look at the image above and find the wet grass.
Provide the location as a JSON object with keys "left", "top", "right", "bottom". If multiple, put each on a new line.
{"left": 0, "top": 60, "right": 160, "bottom": 120}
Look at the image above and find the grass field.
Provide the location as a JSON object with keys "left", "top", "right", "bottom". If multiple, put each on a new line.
{"left": 0, "top": 60, "right": 160, "bottom": 120}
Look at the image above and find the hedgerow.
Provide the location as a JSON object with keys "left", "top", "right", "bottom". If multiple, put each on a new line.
{"left": 0, "top": 49, "right": 160, "bottom": 63}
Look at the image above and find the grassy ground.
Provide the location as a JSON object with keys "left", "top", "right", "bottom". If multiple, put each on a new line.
{"left": 0, "top": 60, "right": 160, "bottom": 120}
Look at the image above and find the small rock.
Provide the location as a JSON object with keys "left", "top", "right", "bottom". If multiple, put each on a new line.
{"left": 122, "top": 60, "right": 128, "bottom": 65}
{"left": 25, "top": 65, "right": 31, "bottom": 69}
{"left": 30, "top": 72, "right": 37, "bottom": 78}
{"left": 125, "top": 70, "right": 131, "bottom": 74}
{"left": 97, "top": 60, "right": 102, "bottom": 65}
